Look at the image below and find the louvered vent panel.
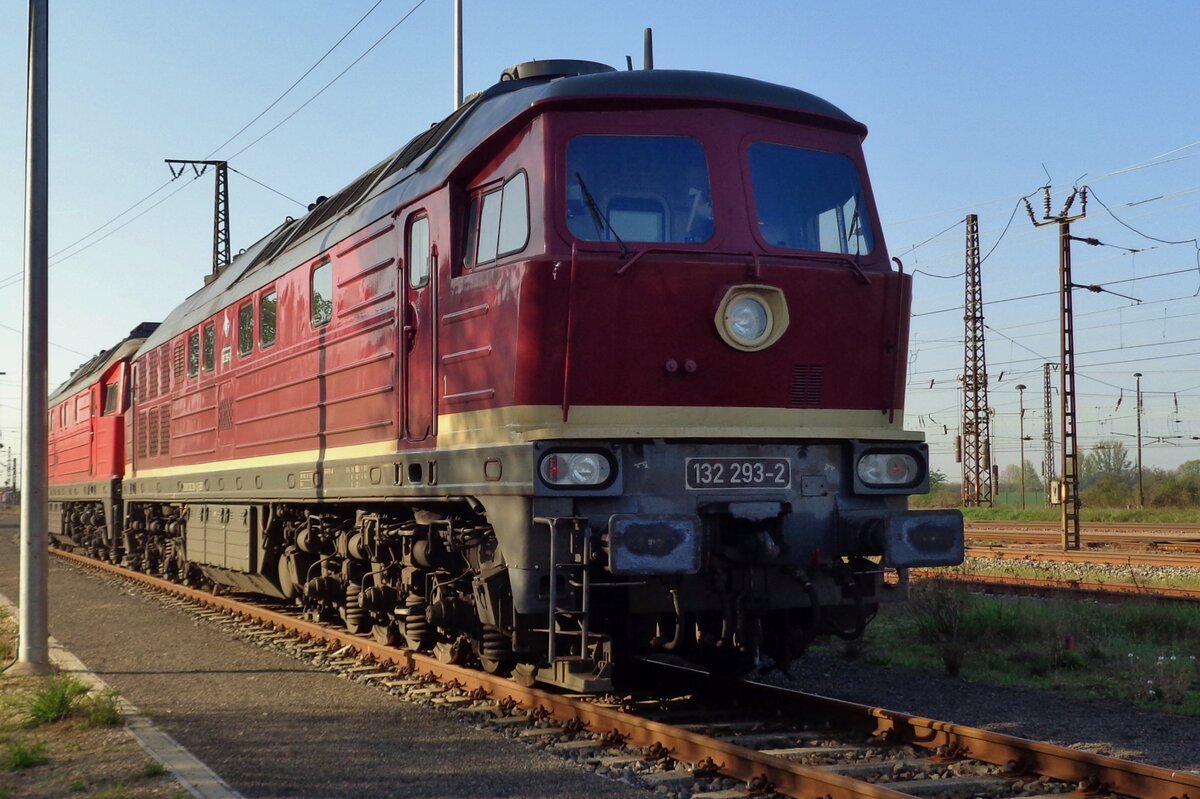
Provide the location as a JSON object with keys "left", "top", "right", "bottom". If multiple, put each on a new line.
{"left": 788, "top": 365, "right": 824, "bottom": 407}
{"left": 146, "top": 351, "right": 158, "bottom": 401}
{"left": 159, "top": 405, "right": 170, "bottom": 456}
{"left": 159, "top": 347, "right": 171, "bottom": 395}
{"left": 218, "top": 398, "right": 234, "bottom": 432}
{"left": 173, "top": 342, "right": 185, "bottom": 378}
{"left": 147, "top": 406, "right": 159, "bottom": 457}
{"left": 136, "top": 410, "right": 148, "bottom": 458}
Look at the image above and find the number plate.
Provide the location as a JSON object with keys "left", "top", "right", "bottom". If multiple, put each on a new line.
{"left": 685, "top": 457, "right": 791, "bottom": 490}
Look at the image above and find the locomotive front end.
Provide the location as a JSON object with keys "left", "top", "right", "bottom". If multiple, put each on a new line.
{"left": 471, "top": 69, "right": 965, "bottom": 685}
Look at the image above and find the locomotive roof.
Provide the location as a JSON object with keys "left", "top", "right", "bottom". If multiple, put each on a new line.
{"left": 138, "top": 67, "right": 863, "bottom": 355}
{"left": 50, "top": 322, "right": 159, "bottom": 404}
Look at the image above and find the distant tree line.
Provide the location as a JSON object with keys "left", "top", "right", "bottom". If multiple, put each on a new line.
{"left": 921, "top": 439, "right": 1200, "bottom": 508}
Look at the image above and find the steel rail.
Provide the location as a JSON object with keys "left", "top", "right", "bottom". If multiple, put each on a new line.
{"left": 965, "top": 545, "right": 1200, "bottom": 569}
{"left": 966, "top": 520, "right": 1200, "bottom": 533}
{"left": 53, "top": 549, "right": 1200, "bottom": 799}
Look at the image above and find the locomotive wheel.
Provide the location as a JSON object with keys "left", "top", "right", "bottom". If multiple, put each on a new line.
{"left": 372, "top": 623, "right": 400, "bottom": 647}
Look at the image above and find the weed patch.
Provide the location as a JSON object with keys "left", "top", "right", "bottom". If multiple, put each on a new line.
{"left": 856, "top": 591, "right": 1200, "bottom": 714}
{"left": 82, "top": 689, "right": 123, "bottom": 727}
{"left": 25, "top": 676, "right": 90, "bottom": 724}
{"left": 1, "top": 737, "right": 48, "bottom": 770}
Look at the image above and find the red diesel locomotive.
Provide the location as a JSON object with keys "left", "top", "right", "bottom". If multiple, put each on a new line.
{"left": 49, "top": 60, "right": 963, "bottom": 690}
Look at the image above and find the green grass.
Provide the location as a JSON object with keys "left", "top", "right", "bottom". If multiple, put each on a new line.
{"left": 911, "top": 498, "right": 1200, "bottom": 525}
{"left": 25, "top": 676, "right": 90, "bottom": 724}
{"left": 957, "top": 505, "right": 1200, "bottom": 524}
{"left": 832, "top": 584, "right": 1200, "bottom": 713}
{"left": 141, "top": 762, "right": 166, "bottom": 778}
{"left": 91, "top": 787, "right": 132, "bottom": 799}
{"left": 1, "top": 737, "right": 48, "bottom": 770}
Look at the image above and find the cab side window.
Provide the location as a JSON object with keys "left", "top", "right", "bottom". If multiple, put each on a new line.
{"left": 408, "top": 216, "right": 430, "bottom": 288}
{"left": 103, "top": 381, "right": 120, "bottom": 415}
{"left": 463, "top": 172, "right": 528, "bottom": 270}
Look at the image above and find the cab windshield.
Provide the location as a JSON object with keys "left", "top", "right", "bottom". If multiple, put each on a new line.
{"left": 749, "top": 142, "right": 875, "bottom": 255}
{"left": 566, "top": 135, "right": 713, "bottom": 244}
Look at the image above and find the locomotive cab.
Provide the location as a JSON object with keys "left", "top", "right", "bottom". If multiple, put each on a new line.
{"left": 437, "top": 65, "right": 964, "bottom": 687}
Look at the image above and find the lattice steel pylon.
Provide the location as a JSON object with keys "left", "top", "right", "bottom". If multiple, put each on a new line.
{"left": 1042, "top": 362, "right": 1056, "bottom": 507}
{"left": 960, "top": 213, "right": 992, "bottom": 506}
{"left": 1024, "top": 188, "right": 1087, "bottom": 550}
{"left": 165, "top": 159, "right": 231, "bottom": 276}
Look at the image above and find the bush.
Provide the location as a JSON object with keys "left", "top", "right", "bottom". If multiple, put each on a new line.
{"left": 907, "top": 584, "right": 973, "bottom": 675}
{"left": 25, "top": 676, "right": 90, "bottom": 724}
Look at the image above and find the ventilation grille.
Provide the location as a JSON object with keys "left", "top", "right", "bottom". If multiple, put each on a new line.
{"left": 218, "top": 398, "right": 234, "bottom": 432}
{"left": 159, "top": 406, "right": 171, "bottom": 456}
{"left": 788, "top": 365, "right": 824, "bottom": 407}
{"left": 158, "top": 347, "right": 171, "bottom": 396}
{"left": 147, "top": 406, "right": 159, "bottom": 457}
{"left": 173, "top": 342, "right": 185, "bottom": 378}
{"left": 136, "top": 410, "right": 148, "bottom": 459}
{"left": 145, "top": 350, "right": 158, "bottom": 401}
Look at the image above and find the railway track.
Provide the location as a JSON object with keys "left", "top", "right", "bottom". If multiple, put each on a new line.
{"left": 965, "top": 520, "right": 1200, "bottom": 553}
{"left": 965, "top": 545, "right": 1200, "bottom": 570}
{"left": 52, "top": 547, "right": 1200, "bottom": 798}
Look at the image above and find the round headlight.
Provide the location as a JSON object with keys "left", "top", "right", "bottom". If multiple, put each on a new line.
{"left": 725, "top": 296, "right": 770, "bottom": 345}
{"left": 857, "top": 453, "right": 920, "bottom": 486}
{"left": 539, "top": 452, "right": 612, "bottom": 487}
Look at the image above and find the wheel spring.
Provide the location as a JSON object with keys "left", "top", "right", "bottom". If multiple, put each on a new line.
{"left": 481, "top": 626, "right": 512, "bottom": 661}
{"left": 404, "top": 595, "right": 430, "bottom": 650}
{"left": 344, "top": 582, "right": 365, "bottom": 631}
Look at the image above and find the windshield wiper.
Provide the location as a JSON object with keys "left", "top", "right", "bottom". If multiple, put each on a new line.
{"left": 575, "top": 172, "right": 629, "bottom": 258}
{"left": 845, "top": 194, "right": 870, "bottom": 286}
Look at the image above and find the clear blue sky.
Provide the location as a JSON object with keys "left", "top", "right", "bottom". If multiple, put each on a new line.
{"left": 2, "top": 1, "right": 1198, "bottom": 483}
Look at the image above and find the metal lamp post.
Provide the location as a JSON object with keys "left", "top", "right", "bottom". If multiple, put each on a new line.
{"left": 1134, "top": 372, "right": 1144, "bottom": 508}
{"left": 1016, "top": 384, "right": 1027, "bottom": 509}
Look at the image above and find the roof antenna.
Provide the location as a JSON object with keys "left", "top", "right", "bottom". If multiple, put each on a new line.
{"left": 453, "top": 0, "right": 463, "bottom": 109}
{"left": 625, "top": 55, "right": 633, "bottom": 71}
{"left": 643, "top": 27, "right": 654, "bottom": 69}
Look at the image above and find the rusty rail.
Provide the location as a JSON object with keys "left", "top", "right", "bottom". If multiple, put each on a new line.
{"left": 53, "top": 549, "right": 1200, "bottom": 799}
{"left": 965, "top": 545, "right": 1200, "bottom": 570}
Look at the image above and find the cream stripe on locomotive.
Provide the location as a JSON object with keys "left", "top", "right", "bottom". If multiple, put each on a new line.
{"left": 130, "top": 405, "right": 919, "bottom": 480}
{"left": 435, "top": 404, "right": 921, "bottom": 447}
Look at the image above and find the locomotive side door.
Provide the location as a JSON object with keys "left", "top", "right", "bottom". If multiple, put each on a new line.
{"left": 402, "top": 212, "right": 435, "bottom": 442}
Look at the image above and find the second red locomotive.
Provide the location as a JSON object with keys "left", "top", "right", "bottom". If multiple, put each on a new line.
{"left": 50, "top": 59, "right": 963, "bottom": 690}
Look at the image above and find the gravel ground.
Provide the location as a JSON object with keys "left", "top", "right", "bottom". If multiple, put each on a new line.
{"left": 960, "top": 552, "right": 1200, "bottom": 585}
{"left": 0, "top": 519, "right": 647, "bottom": 799}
